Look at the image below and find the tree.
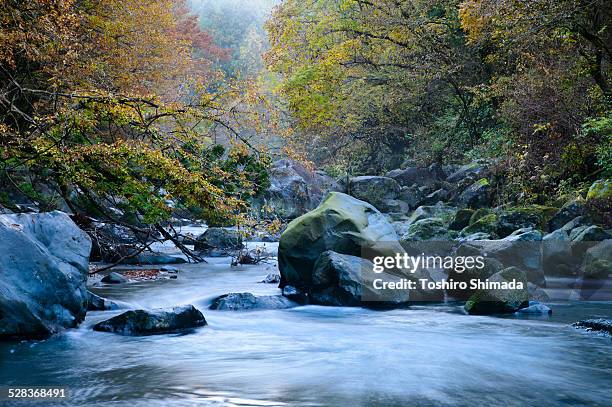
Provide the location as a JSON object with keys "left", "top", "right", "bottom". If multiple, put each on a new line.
{"left": 0, "top": 0, "right": 269, "bottom": 260}
{"left": 265, "top": 0, "right": 497, "bottom": 171}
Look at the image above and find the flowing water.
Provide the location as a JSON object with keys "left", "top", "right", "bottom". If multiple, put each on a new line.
{"left": 0, "top": 242, "right": 611, "bottom": 406}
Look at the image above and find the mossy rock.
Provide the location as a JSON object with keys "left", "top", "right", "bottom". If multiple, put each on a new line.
{"left": 496, "top": 205, "right": 559, "bottom": 235}
{"left": 587, "top": 179, "right": 611, "bottom": 201}
{"left": 278, "top": 192, "right": 402, "bottom": 290}
{"left": 450, "top": 209, "right": 475, "bottom": 231}
{"left": 457, "top": 178, "right": 491, "bottom": 208}
{"left": 461, "top": 214, "right": 499, "bottom": 237}
{"left": 464, "top": 267, "right": 529, "bottom": 315}
{"left": 407, "top": 204, "right": 457, "bottom": 226}
{"left": 469, "top": 208, "right": 491, "bottom": 225}
{"left": 401, "top": 218, "right": 458, "bottom": 241}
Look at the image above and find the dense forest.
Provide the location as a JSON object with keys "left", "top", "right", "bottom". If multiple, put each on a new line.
{"left": 266, "top": 0, "right": 611, "bottom": 201}
{"left": 1, "top": 0, "right": 610, "bottom": 228}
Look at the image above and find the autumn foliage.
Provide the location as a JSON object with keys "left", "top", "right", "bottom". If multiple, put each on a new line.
{"left": 0, "top": 0, "right": 269, "bottom": 231}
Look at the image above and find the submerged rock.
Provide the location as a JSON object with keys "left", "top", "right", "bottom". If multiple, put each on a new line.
{"left": 0, "top": 211, "right": 91, "bottom": 339}
{"left": 209, "top": 293, "right": 296, "bottom": 311}
{"left": 93, "top": 305, "right": 206, "bottom": 336}
{"left": 101, "top": 272, "right": 128, "bottom": 284}
{"left": 464, "top": 267, "right": 529, "bottom": 315}
{"left": 573, "top": 319, "right": 612, "bottom": 335}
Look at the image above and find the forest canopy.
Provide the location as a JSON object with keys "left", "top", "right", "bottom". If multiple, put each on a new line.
{"left": 265, "top": 0, "right": 611, "bottom": 200}
{"left": 0, "top": 0, "right": 269, "bottom": 242}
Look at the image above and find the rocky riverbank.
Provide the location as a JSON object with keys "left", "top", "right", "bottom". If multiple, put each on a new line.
{"left": 0, "top": 160, "right": 610, "bottom": 340}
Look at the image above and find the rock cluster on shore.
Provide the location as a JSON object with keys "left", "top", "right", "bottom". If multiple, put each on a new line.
{"left": 0, "top": 159, "right": 609, "bottom": 340}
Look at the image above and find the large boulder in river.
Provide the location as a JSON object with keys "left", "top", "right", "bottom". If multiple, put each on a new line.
{"left": 93, "top": 305, "right": 206, "bottom": 336}
{"left": 278, "top": 192, "right": 437, "bottom": 301}
{"left": 0, "top": 211, "right": 91, "bottom": 339}
{"left": 278, "top": 192, "right": 401, "bottom": 290}
{"left": 311, "top": 251, "right": 410, "bottom": 307}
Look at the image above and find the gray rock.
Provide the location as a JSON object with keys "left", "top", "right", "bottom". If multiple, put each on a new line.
{"left": 101, "top": 272, "right": 128, "bottom": 284}
{"left": 386, "top": 166, "right": 442, "bottom": 188}
{"left": 582, "top": 240, "right": 612, "bottom": 279}
{"left": 457, "top": 178, "right": 491, "bottom": 209}
{"left": 401, "top": 218, "right": 457, "bottom": 241}
{"left": 561, "top": 216, "right": 593, "bottom": 233}
{"left": 460, "top": 232, "right": 492, "bottom": 241}
{"left": 398, "top": 186, "right": 425, "bottom": 210}
{"left": 278, "top": 192, "right": 400, "bottom": 290}
{"left": 543, "top": 229, "right": 570, "bottom": 241}
{"left": 407, "top": 203, "right": 457, "bottom": 225}
{"left": 377, "top": 199, "right": 410, "bottom": 214}
{"left": 420, "top": 189, "right": 449, "bottom": 206}
{"left": 278, "top": 192, "right": 436, "bottom": 301}
{"left": 0, "top": 212, "right": 91, "bottom": 339}
{"left": 548, "top": 200, "right": 586, "bottom": 231}
{"left": 447, "top": 163, "right": 486, "bottom": 183}
{"left": 528, "top": 283, "right": 550, "bottom": 302}
{"left": 516, "top": 301, "right": 552, "bottom": 315}
{"left": 209, "top": 293, "right": 296, "bottom": 311}
{"left": 311, "top": 251, "right": 411, "bottom": 307}
{"left": 464, "top": 267, "right": 529, "bottom": 315}
{"left": 87, "top": 291, "right": 127, "bottom": 311}
{"left": 254, "top": 160, "right": 343, "bottom": 219}
{"left": 506, "top": 227, "right": 543, "bottom": 241}
{"left": 496, "top": 211, "right": 542, "bottom": 238}
{"left": 542, "top": 229, "right": 577, "bottom": 277}
{"left": 93, "top": 305, "right": 206, "bottom": 336}
{"left": 485, "top": 229, "right": 545, "bottom": 285}
{"left": 195, "top": 228, "right": 244, "bottom": 254}
{"left": 573, "top": 318, "right": 612, "bottom": 335}
{"left": 348, "top": 176, "right": 400, "bottom": 211}
{"left": 449, "top": 209, "right": 475, "bottom": 231}
{"left": 570, "top": 225, "right": 611, "bottom": 242}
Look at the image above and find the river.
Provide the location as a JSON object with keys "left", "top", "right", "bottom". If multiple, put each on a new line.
{"left": 0, "top": 242, "right": 610, "bottom": 406}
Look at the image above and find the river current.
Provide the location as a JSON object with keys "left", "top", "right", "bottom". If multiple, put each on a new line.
{"left": 0, "top": 241, "right": 610, "bottom": 406}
